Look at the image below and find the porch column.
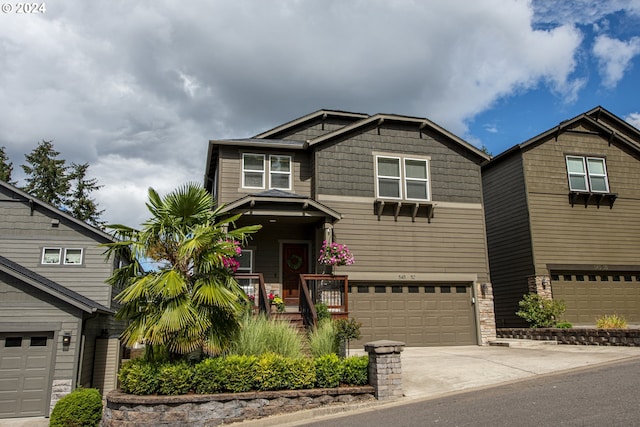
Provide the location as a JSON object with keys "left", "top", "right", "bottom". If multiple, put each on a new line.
{"left": 322, "top": 222, "right": 333, "bottom": 244}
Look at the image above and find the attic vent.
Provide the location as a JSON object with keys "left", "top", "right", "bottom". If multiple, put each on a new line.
{"left": 51, "top": 219, "right": 60, "bottom": 228}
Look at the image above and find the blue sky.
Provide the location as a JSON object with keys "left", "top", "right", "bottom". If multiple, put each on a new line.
{"left": 0, "top": 0, "right": 639, "bottom": 226}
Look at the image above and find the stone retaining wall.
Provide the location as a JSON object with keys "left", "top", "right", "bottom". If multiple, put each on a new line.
{"left": 102, "top": 387, "right": 375, "bottom": 426}
{"left": 497, "top": 328, "right": 640, "bottom": 346}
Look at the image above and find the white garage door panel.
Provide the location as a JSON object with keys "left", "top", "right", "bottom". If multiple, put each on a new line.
{"left": 0, "top": 332, "right": 54, "bottom": 419}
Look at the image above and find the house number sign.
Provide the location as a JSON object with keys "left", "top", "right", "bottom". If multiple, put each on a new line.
{"left": 398, "top": 274, "right": 417, "bottom": 280}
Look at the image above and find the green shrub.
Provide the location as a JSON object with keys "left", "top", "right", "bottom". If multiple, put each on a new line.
{"left": 596, "top": 314, "right": 628, "bottom": 329}
{"left": 255, "top": 353, "right": 315, "bottom": 391}
{"left": 315, "top": 302, "right": 331, "bottom": 323}
{"left": 223, "top": 354, "right": 258, "bottom": 392}
{"left": 555, "top": 321, "right": 573, "bottom": 329}
{"left": 193, "top": 357, "right": 225, "bottom": 394}
{"left": 314, "top": 353, "right": 344, "bottom": 388}
{"left": 308, "top": 318, "right": 339, "bottom": 357}
{"left": 49, "top": 388, "right": 102, "bottom": 427}
{"left": 342, "top": 355, "right": 369, "bottom": 386}
{"left": 118, "top": 359, "right": 160, "bottom": 395}
{"left": 229, "top": 315, "right": 304, "bottom": 358}
{"left": 515, "top": 293, "right": 566, "bottom": 328}
{"left": 158, "top": 362, "right": 193, "bottom": 395}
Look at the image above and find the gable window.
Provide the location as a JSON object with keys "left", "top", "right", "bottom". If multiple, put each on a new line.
{"left": 242, "top": 154, "right": 265, "bottom": 189}
{"left": 566, "top": 156, "right": 609, "bottom": 193}
{"left": 404, "top": 158, "right": 429, "bottom": 200}
{"left": 376, "top": 156, "right": 402, "bottom": 199}
{"left": 42, "top": 248, "right": 61, "bottom": 264}
{"left": 376, "top": 155, "right": 430, "bottom": 201}
{"left": 64, "top": 248, "right": 83, "bottom": 265}
{"left": 269, "top": 155, "right": 291, "bottom": 190}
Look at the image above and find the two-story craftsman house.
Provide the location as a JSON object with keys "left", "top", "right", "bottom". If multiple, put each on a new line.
{"left": 483, "top": 106, "right": 640, "bottom": 327}
{"left": 0, "top": 181, "right": 121, "bottom": 419}
{"left": 205, "top": 110, "right": 496, "bottom": 347}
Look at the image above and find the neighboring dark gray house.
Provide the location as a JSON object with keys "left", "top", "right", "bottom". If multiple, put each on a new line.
{"left": 205, "top": 109, "right": 497, "bottom": 347}
{"left": 482, "top": 106, "right": 640, "bottom": 327}
{"left": 0, "top": 180, "right": 122, "bottom": 419}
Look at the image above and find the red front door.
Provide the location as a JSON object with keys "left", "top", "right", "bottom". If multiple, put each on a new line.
{"left": 282, "top": 243, "right": 308, "bottom": 305}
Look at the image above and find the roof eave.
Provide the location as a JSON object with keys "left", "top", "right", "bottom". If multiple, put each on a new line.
{"left": 254, "top": 110, "right": 369, "bottom": 139}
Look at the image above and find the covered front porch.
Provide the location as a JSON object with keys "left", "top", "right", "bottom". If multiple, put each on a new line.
{"left": 222, "top": 190, "right": 348, "bottom": 327}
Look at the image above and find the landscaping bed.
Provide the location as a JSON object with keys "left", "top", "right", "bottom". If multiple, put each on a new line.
{"left": 497, "top": 328, "right": 640, "bottom": 346}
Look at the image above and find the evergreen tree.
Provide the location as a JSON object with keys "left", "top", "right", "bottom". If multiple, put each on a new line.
{"left": 21, "top": 140, "right": 70, "bottom": 206}
{"left": 0, "top": 146, "right": 14, "bottom": 184}
{"left": 68, "top": 162, "right": 105, "bottom": 229}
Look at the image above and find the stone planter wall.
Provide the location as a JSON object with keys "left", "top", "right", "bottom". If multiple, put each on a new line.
{"left": 497, "top": 328, "right": 640, "bottom": 346}
{"left": 102, "top": 387, "right": 375, "bottom": 426}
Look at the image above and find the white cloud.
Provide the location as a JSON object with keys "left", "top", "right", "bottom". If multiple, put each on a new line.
{"left": 593, "top": 35, "right": 640, "bottom": 88}
{"left": 625, "top": 112, "right": 640, "bottom": 130}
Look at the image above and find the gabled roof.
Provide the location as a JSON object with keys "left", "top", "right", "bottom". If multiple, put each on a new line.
{"left": 209, "top": 138, "right": 308, "bottom": 150}
{"left": 0, "top": 180, "right": 115, "bottom": 243}
{"left": 220, "top": 189, "right": 342, "bottom": 221}
{"left": 0, "top": 255, "right": 113, "bottom": 314}
{"left": 254, "top": 109, "right": 369, "bottom": 139}
{"left": 484, "top": 106, "right": 640, "bottom": 170}
{"left": 308, "top": 113, "right": 491, "bottom": 163}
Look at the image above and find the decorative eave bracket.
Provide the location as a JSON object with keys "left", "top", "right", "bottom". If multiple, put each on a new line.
{"left": 375, "top": 200, "right": 435, "bottom": 222}
{"left": 569, "top": 191, "right": 618, "bottom": 209}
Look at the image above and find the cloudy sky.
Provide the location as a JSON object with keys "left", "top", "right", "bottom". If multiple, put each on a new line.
{"left": 1, "top": 0, "right": 640, "bottom": 228}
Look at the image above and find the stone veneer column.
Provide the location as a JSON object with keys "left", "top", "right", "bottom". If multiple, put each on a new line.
{"left": 364, "top": 340, "right": 405, "bottom": 401}
{"left": 477, "top": 282, "right": 497, "bottom": 343}
{"left": 50, "top": 379, "right": 72, "bottom": 413}
{"left": 528, "top": 275, "right": 552, "bottom": 300}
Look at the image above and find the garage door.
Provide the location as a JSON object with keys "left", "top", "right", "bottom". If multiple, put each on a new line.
{"left": 552, "top": 273, "right": 640, "bottom": 325}
{"left": 349, "top": 283, "right": 477, "bottom": 346}
{"left": 0, "top": 332, "right": 54, "bottom": 419}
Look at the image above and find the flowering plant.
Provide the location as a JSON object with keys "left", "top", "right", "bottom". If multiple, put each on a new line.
{"left": 268, "top": 293, "right": 285, "bottom": 312}
{"left": 317, "top": 240, "right": 355, "bottom": 266}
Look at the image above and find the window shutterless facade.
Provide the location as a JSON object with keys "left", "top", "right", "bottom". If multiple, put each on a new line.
{"left": 242, "top": 153, "right": 266, "bottom": 189}
{"left": 42, "top": 248, "right": 61, "bottom": 264}
{"left": 242, "top": 153, "right": 292, "bottom": 190}
{"left": 64, "top": 248, "right": 83, "bottom": 265}
{"left": 566, "top": 156, "right": 609, "bottom": 192}
{"left": 42, "top": 247, "right": 83, "bottom": 265}
{"left": 237, "top": 249, "right": 253, "bottom": 273}
{"left": 376, "top": 155, "right": 430, "bottom": 201}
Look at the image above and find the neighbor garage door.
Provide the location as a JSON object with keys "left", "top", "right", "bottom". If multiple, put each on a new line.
{"left": 349, "top": 283, "right": 477, "bottom": 346}
{"left": 551, "top": 272, "right": 640, "bottom": 325}
{"left": 0, "top": 332, "right": 54, "bottom": 419}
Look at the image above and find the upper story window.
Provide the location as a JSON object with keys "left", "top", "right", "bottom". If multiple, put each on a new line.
{"left": 242, "top": 154, "right": 265, "bottom": 189}
{"left": 566, "top": 156, "right": 609, "bottom": 193}
{"left": 242, "top": 153, "right": 292, "bottom": 190}
{"left": 376, "top": 155, "right": 430, "bottom": 201}
{"left": 42, "top": 247, "right": 83, "bottom": 265}
{"left": 269, "top": 155, "right": 291, "bottom": 190}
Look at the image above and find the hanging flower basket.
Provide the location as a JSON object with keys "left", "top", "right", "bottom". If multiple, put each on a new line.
{"left": 317, "top": 240, "right": 355, "bottom": 267}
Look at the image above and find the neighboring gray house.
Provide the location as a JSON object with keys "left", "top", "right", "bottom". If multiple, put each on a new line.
{"left": 205, "top": 109, "right": 497, "bottom": 347}
{"left": 482, "top": 106, "right": 640, "bottom": 327}
{"left": 0, "top": 180, "right": 122, "bottom": 419}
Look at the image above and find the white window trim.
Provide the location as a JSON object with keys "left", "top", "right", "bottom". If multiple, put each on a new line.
{"left": 375, "top": 154, "right": 431, "bottom": 201}
{"left": 42, "top": 247, "right": 62, "bottom": 265}
{"left": 63, "top": 248, "right": 84, "bottom": 265}
{"left": 242, "top": 153, "right": 266, "bottom": 189}
{"left": 404, "top": 157, "right": 430, "bottom": 201}
{"left": 566, "top": 155, "right": 609, "bottom": 193}
{"left": 269, "top": 155, "right": 292, "bottom": 191}
{"left": 236, "top": 249, "right": 253, "bottom": 273}
{"left": 376, "top": 155, "right": 402, "bottom": 200}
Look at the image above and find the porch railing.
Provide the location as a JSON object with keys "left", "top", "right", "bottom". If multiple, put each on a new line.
{"left": 234, "top": 273, "right": 269, "bottom": 318}
{"left": 299, "top": 274, "right": 349, "bottom": 321}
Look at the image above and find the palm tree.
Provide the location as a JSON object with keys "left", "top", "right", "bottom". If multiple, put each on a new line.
{"left": 103, "top": 183, "right": 261, "bottom": 358}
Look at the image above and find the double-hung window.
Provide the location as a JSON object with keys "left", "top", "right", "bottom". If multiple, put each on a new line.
{"left": 269, "top": 155, "right": 291, "bottom": 190}
{"left": 566, "top": 156, "right": 609, "bottom": 193}
{"left": 242, "top": 154, "right": 266, "bottom": 189}
{"left": 242, "top": 153, "right": 292, "bottom": 190}
{"left": 236, "top": 249, "right": 253, "bottom": 273}
{"left": 376, "top": 155, "right": 430, "bottom": 201}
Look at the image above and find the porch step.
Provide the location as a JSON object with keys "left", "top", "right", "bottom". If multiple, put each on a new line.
{"left": 271, "top": 312, "right": 306, "bottom": 333}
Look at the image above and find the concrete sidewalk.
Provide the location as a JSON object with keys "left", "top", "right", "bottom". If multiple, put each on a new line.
{"left": 3, "top": 343, "right": 639, "bottom": 427}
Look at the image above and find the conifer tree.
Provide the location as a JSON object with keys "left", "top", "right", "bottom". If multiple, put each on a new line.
{"left": 21, "top": 140, "right": 70, "bottom": 206}
{"left": 0, "top": 146, "right": 14, "bottom": 184}
{"left": 68, "top": 162, "right": 105, "bottom": 228}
